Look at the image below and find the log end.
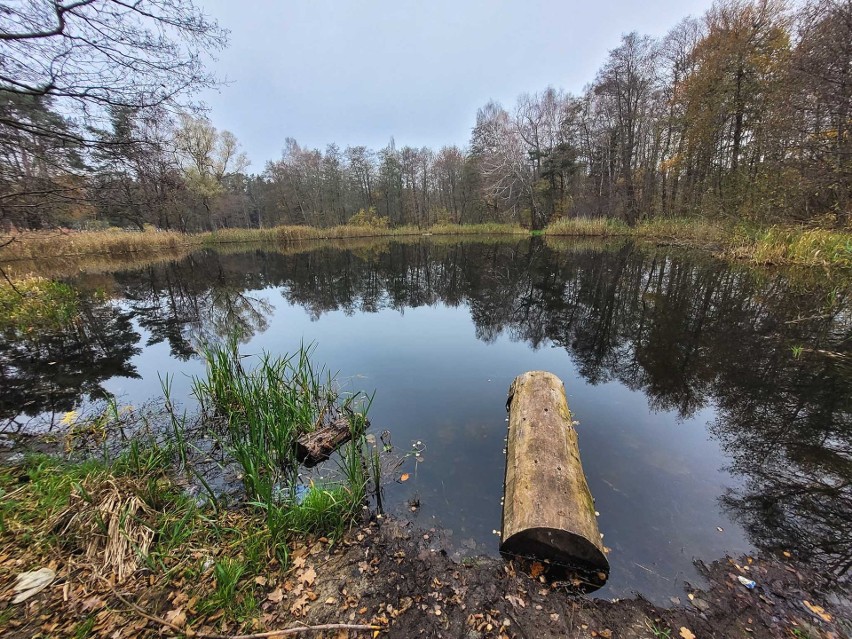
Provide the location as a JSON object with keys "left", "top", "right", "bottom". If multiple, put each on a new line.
{"left": 500, "top": 526, "right": 610, "bottom": 588}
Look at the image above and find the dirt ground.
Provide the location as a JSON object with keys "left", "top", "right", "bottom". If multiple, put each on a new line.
{"left": 2, "top": 514, "right": 850, "bottom": 639}
{"left": 283, "top": 517, "right": 851, "bottom": 639}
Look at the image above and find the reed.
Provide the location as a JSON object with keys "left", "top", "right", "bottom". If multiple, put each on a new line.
{"left": 545, "top": 217, "right": 631, "bottom": 236}
{"left": 727, "top": 225, "right": 852, "bottom": 267}
{"left": 192, "top": 336, "right": 372, "bottom": 525}
{"left": 0, "top": 223, "right": 527, "bottom": 264}
{"left": 545, "top": 216, "right": 725, "bottom": 243}
{"left": 0, "top": 228, "right": 198, "bottom": 262}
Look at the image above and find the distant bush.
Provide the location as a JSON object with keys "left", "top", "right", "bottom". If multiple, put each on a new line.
{"left": 348, "top": 207, "right": 389, "bottom": 228}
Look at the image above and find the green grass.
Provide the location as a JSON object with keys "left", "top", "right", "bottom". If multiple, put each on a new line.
{"left": 73, "top": 616, "right": 96, "bottom": 639}
{"left": 193, "top": 337, "right": 367, "bottom": 502}
{"left": 214, "top": 557, "right": 247, "bottom": 602}
{"left": 190, "top": 334, "right": 379, "bottom": 552}
{"left": 646, "top": 622, "right": 673, "bottom": 639}
{"left": 0, "top": 449, "right": 274, "bottom": 626}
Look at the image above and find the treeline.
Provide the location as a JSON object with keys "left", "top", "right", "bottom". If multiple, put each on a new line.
{"left": 1, "top": 0, "right": 849, "bottom": 232}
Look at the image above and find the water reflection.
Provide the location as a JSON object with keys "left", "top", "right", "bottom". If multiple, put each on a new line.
{"left": 0, "top": 290, "right": 140, "bottom": 426}
{"left": 5, "top": 238, "right": 851, "bottom": 591}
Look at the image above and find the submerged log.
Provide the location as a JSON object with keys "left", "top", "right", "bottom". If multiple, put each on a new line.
{"left": 500, "top": 371, "right": 609, "bottom": 583}
{"left": 296, "top": 417, "right": 359, "bottom": 467}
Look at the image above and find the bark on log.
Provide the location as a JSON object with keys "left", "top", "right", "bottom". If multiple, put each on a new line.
{"left": 296, "top": 417, "right": 357, "bottom": 467}
{"left": 500, "top": 371, "right": 609, "bottom": 581}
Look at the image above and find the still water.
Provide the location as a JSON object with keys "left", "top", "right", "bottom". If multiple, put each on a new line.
{"left": 3, "top": 237, "right": 851, "bottom": 602}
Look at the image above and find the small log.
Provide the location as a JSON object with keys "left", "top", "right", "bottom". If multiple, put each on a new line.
{"left": 500, "top": 371, "right": 609, "bottom": 585}
{"left": 296, "top": 417, "right": 359, "bottom": 467}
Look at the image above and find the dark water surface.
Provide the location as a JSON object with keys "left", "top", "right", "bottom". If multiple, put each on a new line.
{"left": 3, "top": 237, "right": 851, "bottom": 602}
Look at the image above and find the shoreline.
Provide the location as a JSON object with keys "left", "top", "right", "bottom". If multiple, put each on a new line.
{"left": 1, "top": 220, "right": 851, "bottom": 274}
{"left": 0, "top": 466, "right": 847, "bottom": 639}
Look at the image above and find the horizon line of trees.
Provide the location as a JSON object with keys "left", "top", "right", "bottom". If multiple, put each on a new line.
{"left": 1, "top": 0, "right": 849, "bottom": 232}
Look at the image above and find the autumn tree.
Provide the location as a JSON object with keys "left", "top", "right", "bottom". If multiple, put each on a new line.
{"left": 786, "top": 0, "right": 852, "bottom": 223}
{"left": 174, "top": 114, "right": 248, "bottom": 230}
{"left": 0, "top": 0, "right": 227, "bottom": 228}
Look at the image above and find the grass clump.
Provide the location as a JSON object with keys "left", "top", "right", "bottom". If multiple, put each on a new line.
{"left": 193, "top": 337, "right": 368, "bottom": 501}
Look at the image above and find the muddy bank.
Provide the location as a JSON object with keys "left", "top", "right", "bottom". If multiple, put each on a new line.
{"left": 3, "top": 514, "right": 848, "bottom": 639}
{"left": 282, "top": 518, "right": 851, "bottom": 639}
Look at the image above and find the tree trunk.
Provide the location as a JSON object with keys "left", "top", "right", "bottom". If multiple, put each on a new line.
{"left": 500, "top": 371, "right": 609, "bottom": 586}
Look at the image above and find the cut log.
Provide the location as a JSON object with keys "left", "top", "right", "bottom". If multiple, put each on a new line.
{"left": 500, "top": 371, "right": 609, "bottom": 585}
{"left": 296, "top": 417, "right": 360, "bottom": 467}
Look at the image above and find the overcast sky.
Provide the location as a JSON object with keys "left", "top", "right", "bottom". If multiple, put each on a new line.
{"left": 199, "top": 0, "right": 713, "bottom": 169}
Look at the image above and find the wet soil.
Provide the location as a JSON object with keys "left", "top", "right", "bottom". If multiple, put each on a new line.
{"left": 287, "top": 517, "right": 851, "bottom": 639}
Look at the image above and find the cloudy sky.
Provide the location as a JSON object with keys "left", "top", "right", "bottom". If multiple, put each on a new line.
{"left": 199, "top": 0, "right": 713, "bottom": 168}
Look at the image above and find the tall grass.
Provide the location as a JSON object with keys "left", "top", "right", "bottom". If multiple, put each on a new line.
{"left": 0, "top": 228, "right": 196, "bottom": 261}
{"left": 0, "top": 222, "right": 527, "bottom": 264}
{"left": 195, "top": 338, "right": 328, "bottom": 500}
{"left": 545, "top": 217, "right": 631, "bottom": 236}
{"left": 727, "top": 225, "right": 852, "bottom": 267}
{"left": 545, "top": 216, "right": 725, "bottom": 243}
{"left": 4, "top": 220, "right": 851, "bottom": 268}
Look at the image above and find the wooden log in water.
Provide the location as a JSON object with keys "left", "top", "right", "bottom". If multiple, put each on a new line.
{"left": 500, "top": 371, "right": 609, "bottom": 579}
{"left": 296, "top": 417, "right": 355, "bottom": 466}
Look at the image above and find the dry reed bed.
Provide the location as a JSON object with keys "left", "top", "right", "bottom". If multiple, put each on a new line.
{"left": 0, "top": 223, "right": 526, "bottom": 264}
{"left": 2, "top": 220, "right": 850, "bottom": 271}
{"left": 546, "top": 217, "right": 852, "bottom": 268}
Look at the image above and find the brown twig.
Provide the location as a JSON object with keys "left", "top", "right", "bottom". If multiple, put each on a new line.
{"left": 103, "top": 578, "right": 380, "bottom": 638}
{"left": 0, "top": 264, "right": 22, "bottom": 295}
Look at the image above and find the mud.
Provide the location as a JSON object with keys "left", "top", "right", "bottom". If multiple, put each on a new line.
{"left": 290, "top": 517, "right": 850, "bottom": 639}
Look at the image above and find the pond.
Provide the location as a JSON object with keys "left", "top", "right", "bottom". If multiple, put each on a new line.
{"left": 2, "top": 236, "right": 851, "bottom": 603}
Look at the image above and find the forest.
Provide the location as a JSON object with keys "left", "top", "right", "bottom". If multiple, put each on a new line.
{"left": 0, "top": 0, "right": 849, "bottom": 233}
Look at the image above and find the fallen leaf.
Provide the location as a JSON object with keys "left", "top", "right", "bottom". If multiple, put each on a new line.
{"left": 267, "top": 587, "right": 284, "bottom": 603}
{"left": 255, "top": 576, "right": 267, "bottom": 586}
{"left": 164, "top": 608, "right": 186, "bottom": 629}
{"left": 400, "top": 473, "right": 410, "bottom": 482}
{"left": 505, "top": 594, "right": 526, "bottom": 609}
{"left": 299, "top": 566, "right": 317, "bottom": 586}
{"left": 290, "top": 593, "right": 310, "bottom": 616}
{"left": 529, "top": 562, "right": 545, "bottom": 578}
{"left": 679, "top": 627, "right": 695, "bottom": 639}
{"left": 803, "top": 600, "right": 832, "bottom": 622}
{"left": 599, "top": 630, "right": 612, "bottom": 639}
{"left": 81, "top": 596, "right": 105, "bottom": 611}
